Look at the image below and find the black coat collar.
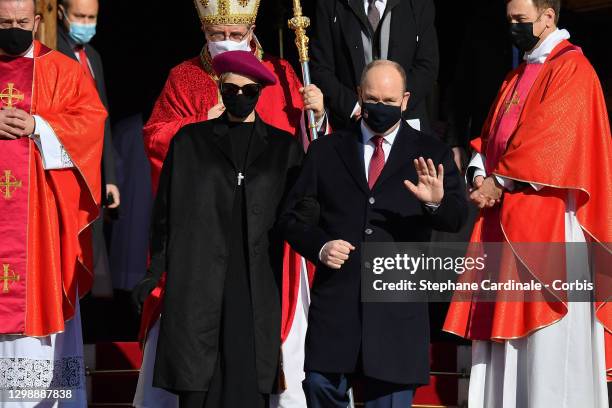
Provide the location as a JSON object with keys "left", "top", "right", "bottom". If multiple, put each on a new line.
{"left": 211, "top": 114, "right": 269, "bottom": 170}
{"left": 372, "top": 120, "right": 412, "bottom": 192}
{"left": 335, "top": 122, "right": 370, "bottom": 195}
{"left": 334, "top": 120, "right": 414, "bottom": 195}
{"left": 347, "top": 0, "right": 371, "bottom": 33}
{"left": 343, "top": 0, "right": 403, "bottom": 85}
{"left": 346, "top": 0, "right": 402, "bottom": 33}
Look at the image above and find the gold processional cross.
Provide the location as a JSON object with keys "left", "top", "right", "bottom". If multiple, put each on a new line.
{"left": 504, "top": 91, "right": 520, "bottom": 114}
{"left": 0, "top": 170, "right": 22, "bottom": 200}
{"left": 1, "top": 264, "right": 19, "bottom": 294}
{"left": 0, "top": 83, "right": 25, "bottom": 109}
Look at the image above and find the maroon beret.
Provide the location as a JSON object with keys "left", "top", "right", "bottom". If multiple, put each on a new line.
{"left": 212, "top": 50, "right": 277, "bottom": 86}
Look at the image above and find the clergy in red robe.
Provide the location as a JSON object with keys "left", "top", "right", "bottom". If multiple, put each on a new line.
{"left": 443, "top": 1, "right": 611, "bottom": 406}
{"left": 133, "top": 1, "right": 326, "bottom": 408}
{"left": 0, "top": 0, "right": 106, "bottom": 404}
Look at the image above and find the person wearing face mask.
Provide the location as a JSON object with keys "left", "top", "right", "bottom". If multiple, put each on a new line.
{"left": 57, "top": 0, "right": 119, "bottom": 298}
{"left": 135, "top": 2, "right": 328, "bottom": 407}
{"left": 142, "top": 50, "right": 305, "bottom": 408}
{"left": 277, "top": 60, "right": 468, "bottom": 408}
{"left": 0, "top": 0, "right": 106, "bottom": 404}
{"left": 444, "top": 1, "right": 612, "bottom": 407}
{"left": 143, "top": 0, "right": 327, "bottom": 193}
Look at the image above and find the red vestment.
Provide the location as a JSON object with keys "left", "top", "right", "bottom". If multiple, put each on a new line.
{"left": 443, "top": 40, "right": 612, "bottom": 380}
{"left": 140, "top": 48, "right": 313, "bottom": 348}
{"left": 144, "top": 51, "right": 305, "bottom": 191}
{"left": 0, "top": 41, "right": 106, "bottom": 336}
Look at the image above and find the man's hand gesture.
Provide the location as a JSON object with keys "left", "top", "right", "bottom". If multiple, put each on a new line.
{"left": 469, "top": 176, "right": 503, "bottom": 209}
{"left": 404, "top": 157, "right": 444, "bottom": 205}
{"left": 0, "top": 108, "right": 35, "bottom": 140}
{"left": 320, "top": 240, "right": 355, "bottom": 270}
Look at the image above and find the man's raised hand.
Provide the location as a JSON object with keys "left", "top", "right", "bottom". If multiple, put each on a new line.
{"left": 404, "top": 157, "right": 444, "bottom": 205}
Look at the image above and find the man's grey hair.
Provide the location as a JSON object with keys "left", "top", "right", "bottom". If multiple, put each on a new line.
{"left": 360, "top": 59, "right": 407, "bottom": 92}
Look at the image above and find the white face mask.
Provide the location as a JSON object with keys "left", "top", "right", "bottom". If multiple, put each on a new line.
{"left": 207, "top": 37, "right": 251, "bottom": 59}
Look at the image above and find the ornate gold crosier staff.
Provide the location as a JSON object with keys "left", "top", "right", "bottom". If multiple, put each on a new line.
{"left": 288, "top": 0, "right": 318, "bottom": 142}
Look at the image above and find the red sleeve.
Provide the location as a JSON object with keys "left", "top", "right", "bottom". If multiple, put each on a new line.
{"left": 144, "top": 62, "right": 217, "bottom": 191}
{"left": 29, "top": 49, "right": 107, "bottom": 333}
{"left": 35, "top": 55, "right": 107, "bottom": 206}
{"left": 281, "top": 59, "right": 305, "bottom": 112}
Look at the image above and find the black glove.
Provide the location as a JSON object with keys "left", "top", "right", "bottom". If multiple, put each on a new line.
{"left": 131, "top": 275, "right": 160, "bottom": 315}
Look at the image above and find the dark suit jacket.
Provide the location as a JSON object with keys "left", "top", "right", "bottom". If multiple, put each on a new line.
{"left": 152, "top": 115, "right": 304, "bottom": 393}
{"left": 311, "top": 0, "right": 439, "bottom": 131}
{"left": 57, "top": 28, "right": 116, "bottom": 187}
{"left": 278, "top": 122, "right": 467, "bottom": 385}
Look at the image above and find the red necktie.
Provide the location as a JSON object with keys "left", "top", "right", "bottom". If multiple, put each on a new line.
{"left": 76, "top": 46, "right": 95, "bottom": 83}
{"left": 368, "top": 135, "right": 386, "bottom": 189}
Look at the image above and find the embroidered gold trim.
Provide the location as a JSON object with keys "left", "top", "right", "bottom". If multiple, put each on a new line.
{"left": 1, "top": 263, "right": 19, "bottom": 293}
{"left": 0, "top": 83, "right": 25, "bottom": 109}
{"left": 195, "top": 0, "right": 261, "bottom": 25}
{"left": 201, "top": 14, "right": 257, "bottom": 25}
{"left": 219, "top": 0, "right": 229, "bottom": 16}
{"left": 0, "top": 170, "right": 23, "bottom": 200}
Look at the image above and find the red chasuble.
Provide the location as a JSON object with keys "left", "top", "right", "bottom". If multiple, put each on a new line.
{"left": 144, "top": 48, "right": 305, "bottom": 192}
{"left": 0, "top": 41, "right": 106, "bottom": 336}
{"left": 443, "top": 40, "right": 612, "bottom": 380}
{"left": 140, "top": 45, "right": 312, "bottom": 347}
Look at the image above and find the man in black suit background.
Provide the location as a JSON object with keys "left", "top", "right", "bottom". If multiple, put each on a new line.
{"left": 310, "top": 0, "right": 439, "bottom": 132}
{"left": 278, "top": 60, "right": 467, "bottom": 408}
{"left": 57, "top": 0, "right": 119, "bottom": 295}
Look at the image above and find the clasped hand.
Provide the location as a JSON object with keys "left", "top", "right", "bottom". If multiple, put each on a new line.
{"left": 0, "top": 107, "right": 35, "bottom": 140}
{"left": 469, "top": 176, "right": 503, "bottom": 209}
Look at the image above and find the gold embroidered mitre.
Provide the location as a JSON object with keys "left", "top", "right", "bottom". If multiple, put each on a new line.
{"left": 194, "top": 0, "right": 260, "bottom": 26}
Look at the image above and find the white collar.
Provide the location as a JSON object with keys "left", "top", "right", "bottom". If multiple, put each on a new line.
{"left": 524, "top": 28, "right": 570, "bottom": 64}
{"left": 360, "top": 120, "right": 400, "bottom": 146}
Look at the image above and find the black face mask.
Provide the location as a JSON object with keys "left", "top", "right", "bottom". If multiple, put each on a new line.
{"left": 0, "top": 27, "right": 33, "bottom": 56}
{"left": 221, "top": 86, "right": 260, "bottom": 119}
{"left": 361, "top": 102, "right": 402, "bottom": 134}
{"left": 509, "top": 23, "right": 540, "bottom": 52}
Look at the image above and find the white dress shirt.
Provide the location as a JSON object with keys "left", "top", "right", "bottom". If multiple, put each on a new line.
{"left": 363, "top": 0, "right": 387, "bottom": 17}
{"left": 361, "top": 119, "right": 398, "bottom": 181}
